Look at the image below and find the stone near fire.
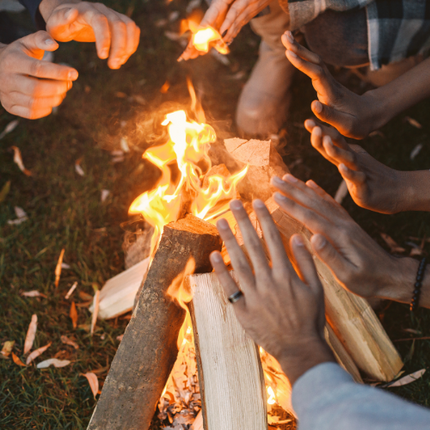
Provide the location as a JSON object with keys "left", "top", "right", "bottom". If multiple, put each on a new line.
{"left": 88, "top": 215, "right": 222, "bottom": 430}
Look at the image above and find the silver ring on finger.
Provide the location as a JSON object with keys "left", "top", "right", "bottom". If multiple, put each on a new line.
{"left": 228, "top": 290, "right": 244, "bottom": 304}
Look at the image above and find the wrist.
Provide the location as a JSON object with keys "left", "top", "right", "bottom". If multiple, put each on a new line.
{"left": 276, "top": 337, "right": 335, "bottom": 386}
{"left": 361, "top": 89, "right": 388, "bottom": 133}
{"left": 397, "top": 170, "right": 430, "bottom": 212}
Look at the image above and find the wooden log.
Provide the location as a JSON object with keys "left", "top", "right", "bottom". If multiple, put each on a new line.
{"left": 266, "top": 197, "right": 403, "bottom": 381}
{"left": 187, "top": 272, "right": 268, "bottom": 430}
{"left": 88, "top": 215, "right": 222, "bottom": 430}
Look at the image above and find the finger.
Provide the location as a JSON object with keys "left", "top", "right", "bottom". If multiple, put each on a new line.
{"left": 282, "top": 31, "right": 321, "bottom": 64}
{"left": 323, "top": 135, "right": 356, "bottom": 168}
{"left": 230, "top": 199, "right": 271, "bottom": 277}
{"left": 312, "top": 101, "right": 356, "bottom": 136}
{"left": 310, "top": 126, "right": 338, "bottom": 165}
{"left": 216, "top": 218, "right": 256, "bottom": 291}
{"left": 84, "top": 5, "right": 111, "bottom": 59}
{"left": 7, "top": 91, "right": 65, "bottom": 111}
{"left": 19, "top": 31, "right": 59, "bottom": 58}
{"left": 290, "top": 234, "right": 322, "bottom": 298}
{"left": 120, "top": 19, "right": 140, "bottom": 65}
{"left": 310, "top": 233, "right": 350, "bottom": 281}
{"left": 210, "top": 251, "right": 247, "bottom": 310}
{"left": 7, "top": 104, "right": 52, "bottom": 119}
{"left": 46, "top": 7, "right": 80, "bottom": 42}
{"left": 252, "top": 199, "right": 293, "bottom": 274}
{"left": 338, "top": 163, "right": 366, "bottom": 185}
{"left": 222, "top": 2, "right": 260, "bottom": 42}
{"left": 13, "top": 55, "right": 78, "bottom": 81}
{"left": 305, "top": 118, "right": 349, "bottom": 149}
{"left": 15, "top": 75, "right": 72, "bottom": 98}
{"left": 306, "top": 180, "right": 332, "bottom": 199}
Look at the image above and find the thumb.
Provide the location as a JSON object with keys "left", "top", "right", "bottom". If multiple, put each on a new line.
{"left": 312, "top": 100, "right": 354, "bottom": 137}
{"left": 310, "top": 234, "right": 347, "bottom": 277}
{"left": 20, "top": 31, "right": 59, "bottom": 57}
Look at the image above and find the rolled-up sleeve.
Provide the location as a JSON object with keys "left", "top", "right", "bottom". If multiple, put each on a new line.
{"left": 19, "top": 0, "right": 45, "bottom": 29}
{"left": 293, "top": 362, "right": 430, "bottom": 430}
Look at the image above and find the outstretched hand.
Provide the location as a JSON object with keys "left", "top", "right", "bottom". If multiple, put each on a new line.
{"left": 42, "top": 1, "right": 140, "bottom": 69}
{"left": 0, "top": 31, "right": 78, "bottom": 119}
{"left": 271, "top": 174, "right": 417, "bottom": 304}
{"left": 304, "top": 120, "right": 406, "bottom": 214}
{"left": 210, "top": 199, "right": 334, "bottom": 385}
{"left": 281, "top": 31, "right": 381, "bottom": 139}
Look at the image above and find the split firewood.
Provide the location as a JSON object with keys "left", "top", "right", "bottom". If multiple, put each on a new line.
{"left": 187, "top": 272, "right": 268, "bottom": 430}
{"left": 88, "top": 215, "right": 222, "bottom": 430}
{"left": 122, "top": 218, "right": 154, "bottom": 269}
{"left": 224, "top": 138, "right": 288, "bottom": 201}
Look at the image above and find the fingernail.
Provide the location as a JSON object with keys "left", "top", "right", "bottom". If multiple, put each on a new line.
{"left": 253, "top": 199, "right": 265, "bottom": 209}
{"left": 306, "top": 119, "right": 316, "bottom": 128}
{"left": 211, "top": 252, "right": 222, "bottom": 263}
{"left": 306, "top": 180, "right": 318, "bottom": 189}
{"left": 101, "top": 48, "right": 108, "bottom": 58}
{"left": 274, "top": 192, "right": 287, "bottom": 201}
{"left": 288, "top": 50, "right": 297, "bottom": 58}
{"left": 313, "top": 234, "right": 326, "bottom": 250}
{"left": 285, "top": 174, "right": 298, "bottom": 183}
{"left": 68, "top": 70, "right": 78, "bottom": 80}
{"left": 273, "top": 176, "right": 284, "bottom": 185}
{"left": 45, "top": 39, "right": 55, "bottom": 46}
{"left": 230, "top": 199, "right": 243, "bottom": 210}
{"left": 286, "top": 31, "right": 294, "bottom": 43}
{"left": 217, "top": 218, "right": 229, "bottom": 230}
{"left": 293, "top": 235, "right": 304, "bottom": 246}
{"left": 314, "top": 101, "right": 322, "bottom": 114}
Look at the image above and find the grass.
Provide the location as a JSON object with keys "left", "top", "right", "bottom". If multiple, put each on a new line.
{"left": 1, "top": 0, "right": 430, "bottom": 428}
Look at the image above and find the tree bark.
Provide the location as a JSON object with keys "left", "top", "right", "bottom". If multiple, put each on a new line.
{"left": 88, "top": 215, "right": 222, "bottom": 430}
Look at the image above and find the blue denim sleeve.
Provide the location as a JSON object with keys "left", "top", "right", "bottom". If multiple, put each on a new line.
{"left": 292, "top": 362, "right": 430, "bottom": 430}
{"left": 19, "top": 0, "right": 46, "bottom": 29}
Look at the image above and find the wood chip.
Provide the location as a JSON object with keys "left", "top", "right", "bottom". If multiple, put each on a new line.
{"left": 7, "top": 206, "right": 28, "bottom": 225}
{"left": 24, "top": 314, "right": 37, "bottom": 354}
{"left": 101, "top": 189, "right": 110, "bottom": 202}
{"left": 0, "top": 120, "right": 19, "bottom": 139}
{"left": 12, "top": 352, "right": 26, "bottom": 367}
{"left": 404, "top": 116, "right": 422, "bottom": 129}
{"left": 120, "top": 137, "right": 130, "bottom": 153}
{"left": 61, "top": 335, "right": 79, "bottom": 349}
{"left": 10, "top": 146, "right": 32, "bottom": 176}
{"left": 21, "top": 290, "right": 47, "bottom": 298}
{"left": 385, "top": 369, "right": 426, "bottom": 387}
{"left": 82, "top": 372, "right": 99, "bottom": 399}
{"left": 410, "top": 143, "right": 423, "bottom": 160}
{"left": 334, "top": 180, "right": 349, "bottom": 204}
{"left": 70, "top": 301, "right": 78, "bottom": 328}
{"left": 90, "top": 290, "right": 100, "bottom": 335}
{"left": 65, "top": 282, "right": 78, "bottom": 300}
{"left": 380, "top": 233, "right": 406, "bottom": 253}
{"left": 54, "top": 249, "right": 65, "bottom": 288}
{"left": 75, "top": 158, "right": 85, "bottom": 176}
{"left": 26, "top": 342, "right": 52, "bottom": 365}
{"left": 1, "top": 341, "right": 15, "bottom": 358}
{"left": 37, "top": 358, "right": 71, "bottom": 369}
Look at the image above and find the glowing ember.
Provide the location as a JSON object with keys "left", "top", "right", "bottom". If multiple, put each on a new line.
{"left": 129, "top": 109, "right": 247, "bottom": 254}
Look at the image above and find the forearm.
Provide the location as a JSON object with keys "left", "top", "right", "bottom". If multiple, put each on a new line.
{"left": 365, "top": 57, "right": 430, "bottom": 130}
{"left": 398, "top": 170, "right": 430, "bottom": 212}
{"left": 380, "top": 256, "right": 430, "bottom": 309}
{"left": 293, "top": 362, "right": 430, "bottom": 430}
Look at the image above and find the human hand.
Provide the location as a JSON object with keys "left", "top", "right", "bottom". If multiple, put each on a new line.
{"left": 41, "top": 0, "right": 140, "bottom": 69}
{"left": 271, "top": 174, "right": 417, "bottom": 304}
{"left": 180, "top": 0, "right": 270, "bottom": 61}
{"left": 0, "top": 31, "right": 78, "bottom": 119}
{"left": 281, "top": 31, "right": 383, "bottom": 139}
{"left": 304, "top": 119, "right": 407, "bottom": 214}
{"left": 210, "top": 199, "right": 334, "bottom": 385}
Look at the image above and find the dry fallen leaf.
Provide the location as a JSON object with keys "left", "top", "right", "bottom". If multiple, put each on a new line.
{"left": 37, "top": 358, "right": 71, "bottom": 369}
{"left": 0, "top": 119, "right": 19, "bottom": 139}
{"left": 90, "top": 290, "right": 100, "bottom": 335}
{"left": 70, "top": 302, "right": 78, "bottom": 328}
{"left": 21, "top": 290, "right": 47, "bottom": 298}
{"left": 101, "top": 189, "right": 110, "bottom": 203}
{"left": 386, "top": 369, "right": 426, "bottom": 387}
{"left": 334, "top": 180, "right": 348, "bottom": 204}
{"left": 75, "top": 158, "right": 85, "bottom": 176}
{"left": 1, "top": 341, "right": 15, "bottom": 358}
{"left": 24, "top": 314, "right": 38, "bottom": 355}
{"left": 79, "top": 291, "right": 93, "bottom": 301}
{"left": 82, "top": 372, "right": 99, "bottom": 399}
{"left": 120, "top": 137, "right": 130, "bottom": 153}
{"left": 55, "top": 248, "right": 65, "bottom": 288}
{"left": 410, "top": 143, "right": 423, "bottom": 161}
{"left": 61, "top": 335, "right": 79, "bottom": 349}
{"left": 7, "top": 206, "right": 28, "bottom": 225}
{"left": 380, "top": 233, "right": 406, "bottom": 253}
{"left": 26, "top": 342, "right": 52, "bottom": 365}
{"left": 12, "top": 352, "right": 26, "bottom": 367}
{"left": 10, "top": 146, "right": 32, "bottom": 176}
{"left": 404, "top": 116, "right": 422, "bottom": 129}
{"left": 0, "top": 180, "right": 11, "bottom": 204}
{"left": 65, "top": 282, "right": 78, "bottom": 300}
{"left": 61, "top": 262, "right": 71, "bottom": 269}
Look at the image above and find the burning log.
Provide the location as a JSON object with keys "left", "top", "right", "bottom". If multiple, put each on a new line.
{"left": 88, "top": 215, "right": 222, "bottom": 430}
{"left": 187, "top": 272, "right": 268, "bottom": 430}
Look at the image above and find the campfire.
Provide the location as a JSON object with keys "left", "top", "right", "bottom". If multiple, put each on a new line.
{"left": 87, "top": 85, "right": 403, "bottom": 430}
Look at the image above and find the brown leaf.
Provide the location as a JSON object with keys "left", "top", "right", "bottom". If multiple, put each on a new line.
{"left": 90, "top": 290, "right": 100, "bottom": 335}
{"left": 54, "top": 248, "right": 65, "bottom": 288}
{"left": 82, "top": 372, "right": 99, "bottom": 399}
{"left": 61, "top": 335, "right": 79, "bottom": 349}
{"left": 26, "top": 342, "right": 52, "bottom": 365}
{"left": 380, "top": 233, "right": 406, "bottom": 253}
{"left": 404, "top": 116, "right": 422, "bottom": 129}
{"left": 24, "top": 314, "right": 37, "bottom": 354}
{"left": 79, "top": 291, "right": 93, "bottom": 301}
{"left": 37, "top": 358, "right": 71, "bottom": 369}
{"left": 10, "top": 146, "right": 32, "bottom": 176}
{"left": 1, "top": 341, "right": 15, "bottom": 358}
{"left": 70, "top": 302, "right": 78, "bottom": 328}
{"left": 12, "top": 352, "right": 26, "bottom": 367}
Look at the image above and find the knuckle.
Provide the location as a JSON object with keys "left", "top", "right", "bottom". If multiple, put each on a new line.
{"left": 29, "top": 60, "right": 43, "bottom": 77}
